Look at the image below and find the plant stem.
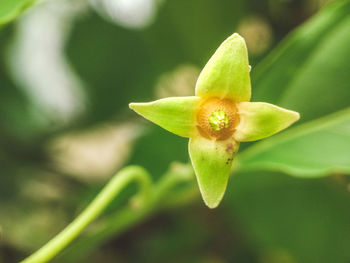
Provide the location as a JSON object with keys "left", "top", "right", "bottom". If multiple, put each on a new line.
{"left": 21, "top": 165, "right": 152, "bottom": 263}
{"left": 58, "top": 162, "right": 197, "bottom": 263}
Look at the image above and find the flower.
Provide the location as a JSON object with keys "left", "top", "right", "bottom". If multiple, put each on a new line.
{"left": 129, "top": 33, "right": 300, "bottom": 208}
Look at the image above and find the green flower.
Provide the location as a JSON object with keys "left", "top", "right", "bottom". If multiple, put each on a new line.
{"left": 129, "top": 33, "right": 300, "bottom": 209}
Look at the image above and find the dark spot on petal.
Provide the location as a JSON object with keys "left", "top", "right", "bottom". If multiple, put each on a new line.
{"left": 226, "top": 143, "right": 234, "bottom": 154}
{"left": 226, "top": 157, "right": 233, "bottom": 165}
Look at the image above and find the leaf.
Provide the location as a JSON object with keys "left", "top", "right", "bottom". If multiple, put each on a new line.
{"left": 240, "top": 0, "right": 350, "bottom": 177}
{"left": 225, "top": 171, "right": 350, "bottom": 263}
{"left": 0, "top": 0, "right": 36, "bottom": 26}
{"left": 252, "top": 0, "right": 350, "bottom": 123}
{"left": 236, "top": 108, "right": 350, "bottom": 177}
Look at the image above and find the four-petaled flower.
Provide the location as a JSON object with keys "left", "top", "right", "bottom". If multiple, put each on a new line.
{"left": 130, "top": 33, "right": 300, "bottom": 208}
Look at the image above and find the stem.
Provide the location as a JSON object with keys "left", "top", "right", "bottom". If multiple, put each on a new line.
{"left": 58, "top": 162, "right": 196, "bottom": 263}
{"left": 21, "top": 165, "right": 152, "bottom": 263}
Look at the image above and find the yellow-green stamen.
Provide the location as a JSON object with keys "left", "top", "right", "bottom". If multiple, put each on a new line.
{"left": 208, "top": 110, "right": 229, "bottom": 131}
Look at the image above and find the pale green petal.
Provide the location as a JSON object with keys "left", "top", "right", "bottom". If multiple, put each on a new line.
{"left": 188, "top": 136, "right": 239, "bottom": 208}
{"left": 234, "top": 102, "right": 300, "bottom": 142}
{"left": 129, "top": 96, "right": 200, "bottom": 138}
{"left": 195, "top": 33, "right": 251, "bottom": 102}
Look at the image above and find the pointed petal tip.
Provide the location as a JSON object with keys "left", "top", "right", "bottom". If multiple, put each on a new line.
{"left": 129, "top": 102, "right": 136, "bottom": 110}
{"left": 129, "top": 102, "right": 145, "bottom": 111}
{"left": 195, "top": 170, "right": 227, "bottom": 209}
{"left": 228, "top": 32, "right": 244, "bottom": 41}
{"left": 129, "top": 101, "right": 152, "bottom": 114}
{"left": 225, "top": 32, "right": 246, "bottom": 46}
{"left": 284, "top": 108, "right": 301, "bottom": 126}
{"left": 202, "top": 194, "right": 223, "bottom": 209}
{"left": 294, "top": 111, "right": 301, "bottom": 122}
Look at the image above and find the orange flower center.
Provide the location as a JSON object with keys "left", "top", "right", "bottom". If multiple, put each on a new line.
{"left": 196, "top": 97, "right": 239, "bottom": 140}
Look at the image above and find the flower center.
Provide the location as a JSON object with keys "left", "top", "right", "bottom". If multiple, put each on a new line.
{"left": 208, "top": 110, "right": 229, "bottom": 131}
{"left": 196, "top": 98, "right": 239, "bottom": 140}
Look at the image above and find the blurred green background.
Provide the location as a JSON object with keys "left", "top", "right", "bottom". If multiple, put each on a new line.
{"left": 1, "top": 0, "right": 350, "bottom": 262}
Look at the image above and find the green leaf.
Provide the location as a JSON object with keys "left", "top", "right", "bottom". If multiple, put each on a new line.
{"left": 252, "top": 0, "right": 350, "bottom": 123}
{"left": 226, "top": 171, "right": 350, "bottom": 263}
{"left": 0, "top": 0, "right": 36, "bottom": 26}
{"left": 237, "top": 108, "right": 350, "bottom": 177}
{"left": 188, "top": 136, "right": 239, "bottom": 208}
{"left": 129, "top": 96, "right": 200, "bottom": 138}
{"left": 234, "top": 102, "right": 300, "bottom": 142}
{"left": 195, "top": 33, "right": 251, "bottom": 102}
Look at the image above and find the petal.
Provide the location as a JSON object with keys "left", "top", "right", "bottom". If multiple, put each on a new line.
{"left": 188, "top": 136, "right": 239, "bottom": 208}
{"left": 129, "top": 96, "right": 200, "bottom": 138}
{"left": 195, "top": 33, "right": 251, "bottom": 102}
{"left": 234, "top": 102, "right": 300, "bottom": 142}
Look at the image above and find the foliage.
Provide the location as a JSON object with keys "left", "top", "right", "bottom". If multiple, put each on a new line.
{"left": 0, "top": 0, "right": 37, "bottom": 25}
{"left": 0, "top": 0, "right": 350, "bottom": 263}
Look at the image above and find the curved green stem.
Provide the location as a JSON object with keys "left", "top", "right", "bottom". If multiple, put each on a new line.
{"left": 58, "top": 162, "right": 197, "bottom": 263}
{"left": 21, "top": 165, "right": 152, "bottom": 263}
